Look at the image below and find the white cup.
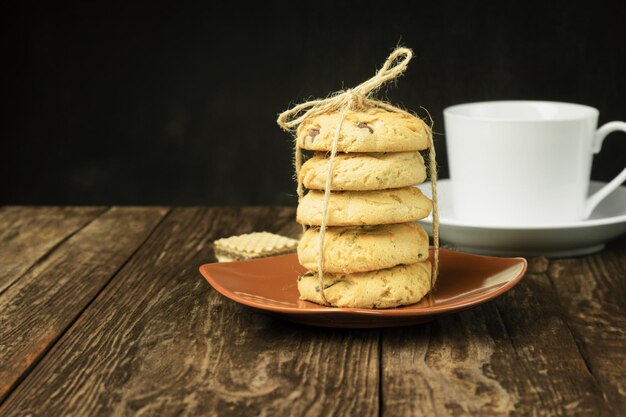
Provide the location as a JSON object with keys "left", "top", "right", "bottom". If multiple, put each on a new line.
{"left": 443, "top": 100, "right": 626, "bottom": 225}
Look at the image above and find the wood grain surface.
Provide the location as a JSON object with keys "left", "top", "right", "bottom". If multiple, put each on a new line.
{"left": 0, "top": 207, "right": 380, "bottom": 417}
{"left": 381, "top": 267, "right": 613, "bottom": 417}
{"left": 0, "top": 207, "right": 168, "bottom": 401}
{"left": 0, "top": 207, "right": 624, "bottom": 417}
{"left": 548, "top": 237, "right": 626, "bottom": 413}
{"left": 0, "top": 206, "right": 106, "bottom": 293}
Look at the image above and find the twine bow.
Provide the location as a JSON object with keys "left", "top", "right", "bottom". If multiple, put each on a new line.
{"left": 277, "top": 48, "right": 416, "bottom": 131}
{"left": 277, "top": 47, "right": 439, "bottom": 306}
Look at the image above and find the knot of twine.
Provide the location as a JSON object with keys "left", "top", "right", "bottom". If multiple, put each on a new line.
{"left": 277, "top": 47, "right": 439, "bottom": 306}
{"left": 277, "top": 48, "right": 416, "bottom": 131}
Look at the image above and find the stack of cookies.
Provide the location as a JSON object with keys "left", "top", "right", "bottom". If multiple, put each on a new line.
{"left": 295, "top": 109, "right": 434, "bottom": 308}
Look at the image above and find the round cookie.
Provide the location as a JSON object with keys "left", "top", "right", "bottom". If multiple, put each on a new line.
{"left": 298, "top": 261, "right": 432, "bottom": 308}
{"left": 298, "top": 223, "right": 429, "bottom": 274}
{"left": 300, "top": 151, "right": 426, "bottom": 191}
{"left": 296, "top": 109, "right": 430, "bottom": 152}
{"left": 296, "top": 187, "right": 432, "bottom": 226}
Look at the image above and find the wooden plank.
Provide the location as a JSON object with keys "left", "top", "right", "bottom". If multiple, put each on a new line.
{"left": 548, "top": 237, "right": 626, "bottom": 412}
{"left": 0, "top": 207, "right": 168, "bottom": 402}
{"left": 381, "top": 257, "right": 615, "bottom": 417}
{"left": 0, "top": 206, "right": 106, "bottom": 293}
{"left": 0, "top": 207, "right": 380, "bottom": 417}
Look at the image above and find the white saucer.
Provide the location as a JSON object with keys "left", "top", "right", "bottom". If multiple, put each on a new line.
{"left": 416, "top": 180, "right": 626, "bottom": 257}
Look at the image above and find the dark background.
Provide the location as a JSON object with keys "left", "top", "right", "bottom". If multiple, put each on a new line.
{"left": 2, "top": 1, "right": 625, "bottom": 206}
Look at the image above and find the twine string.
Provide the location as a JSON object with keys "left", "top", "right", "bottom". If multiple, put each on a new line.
{"left": 277, "top": 47, "right": 439, "bottom": 305}
{"left": 428, "top": 130, "right": 439, "bottom": 286}
{"left": 315, "top": 97, "right": 353, "bottom": 304}
{"left": 277, "top": 48, "right": 415, "bottom": 132}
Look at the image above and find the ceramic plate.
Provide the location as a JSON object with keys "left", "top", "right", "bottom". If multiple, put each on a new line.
{"left": 417, "top": 180, "right": 626, "bottom": 257}
{"left": 199, "top": 249, "right": 527, "bottom": 328}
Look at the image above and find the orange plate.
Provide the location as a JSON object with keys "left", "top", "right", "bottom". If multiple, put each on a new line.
{"left": 199, "top": 249, "right": 527, "bottom": 328}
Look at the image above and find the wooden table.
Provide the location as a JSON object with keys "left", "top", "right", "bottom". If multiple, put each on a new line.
{"left": 0, "top": 206, "right": 624, "bottom": 417}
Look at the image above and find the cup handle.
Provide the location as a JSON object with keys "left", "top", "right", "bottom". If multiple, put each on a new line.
{"left": 584, "top": 121, "right": 626, "bottom": 218}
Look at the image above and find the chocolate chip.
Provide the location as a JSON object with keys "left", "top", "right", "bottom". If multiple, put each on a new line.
{"left": 308, "top": 127, "right": 320, "bottom": 139}
{"left": 357, "top": 122, "right": 373, "bottom": 134}
{"left": 315, "top": 282, "right": 338, "bottom": 291}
